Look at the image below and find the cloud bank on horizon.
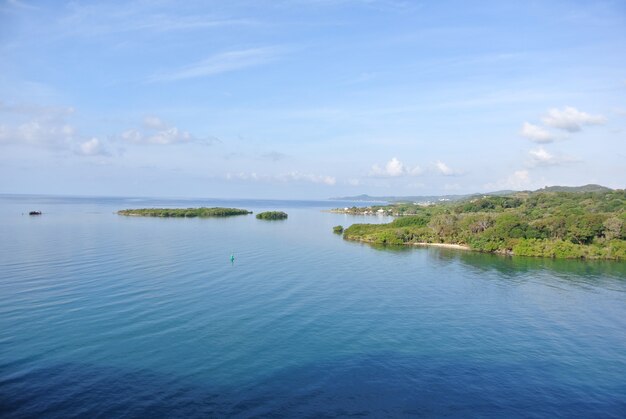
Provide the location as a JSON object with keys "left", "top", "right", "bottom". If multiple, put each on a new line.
{"left": 0, "top": 0, "right": 624, "bottom": 198}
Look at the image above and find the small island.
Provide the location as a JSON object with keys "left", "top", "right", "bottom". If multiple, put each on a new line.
{"left": 333, "top": 225, "right": 344, "bottom": 234}
{"left": 256, "top": 211, "right": 288, "bottom": 220}
{"left": 117, "top": 207, "right": 252, "bottom": 217}
{"left": 338, "top": 189, "right": 626, "bottom": 260}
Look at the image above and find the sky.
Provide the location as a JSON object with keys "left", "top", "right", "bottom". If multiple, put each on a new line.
{"left": 0, "top": 0, "right": 625, "bottom": 199}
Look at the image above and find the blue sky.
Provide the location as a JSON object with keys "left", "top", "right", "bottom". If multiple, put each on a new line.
{"left": 0, "top": 0, "right": 624, "bottom": 199}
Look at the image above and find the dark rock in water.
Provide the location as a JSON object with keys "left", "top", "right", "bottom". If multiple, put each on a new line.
{"left": 29, "top": 211, "right": 42, "bottom": 216}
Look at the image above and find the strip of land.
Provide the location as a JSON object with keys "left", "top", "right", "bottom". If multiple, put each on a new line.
{"left": 117, "top": 207, "right": 252, "bottom": 217}
{"left": 412, "top": 242, "right": 470, "bottom": 250}
{"left": 256, "top": 211, "right": 288, "bottom": 220}
{"left": 338, "top": 188, "right": 626, "bottom": 260}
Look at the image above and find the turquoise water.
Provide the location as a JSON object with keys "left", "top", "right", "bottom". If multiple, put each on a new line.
{"left": 1, "top": 195, "right": 625, "bottom": 417}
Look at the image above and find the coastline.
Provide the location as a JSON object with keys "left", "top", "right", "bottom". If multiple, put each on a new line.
{"left": 346, "top": 236, "right": 471, "bottom": 251}
{"left": 411, "top": 242, "right": 471, "bottom": 251}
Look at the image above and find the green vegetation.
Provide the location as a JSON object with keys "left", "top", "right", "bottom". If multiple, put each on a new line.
{"left": 256, "top": 211, "right": 288, "bottom": 220}
{"left": 342, "top": 190, "right": 626, "bottom": 260}
{"left": 118, "top": 207, "right": 252, "bottom": 217}
{"left": 333, "top": 225, "right": 344, "bottom": 234}
{"left": 537, "top": 184, "right": 612, "bottom": 193}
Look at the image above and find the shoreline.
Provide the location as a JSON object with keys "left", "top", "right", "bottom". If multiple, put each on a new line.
{"left": 346, "top": 236, "right": 471, "bottom": 251}
{"left": 411, "top": 242, "right": 471, "bottom": 251}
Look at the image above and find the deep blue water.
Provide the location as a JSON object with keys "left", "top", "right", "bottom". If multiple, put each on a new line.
{"left": 1, "top": 195, "right": 625, "bottom": 418}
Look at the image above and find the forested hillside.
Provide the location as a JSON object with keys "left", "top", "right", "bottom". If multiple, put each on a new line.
{"left": 343, "top": 190, "right": 626, "bottom": 260}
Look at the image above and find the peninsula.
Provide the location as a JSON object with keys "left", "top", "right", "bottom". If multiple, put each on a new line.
{"left": 117, "top": 207, "right": 252, "bottom": 217}
{"left": 338, "top": 188, "right": 626, "bottom": 260}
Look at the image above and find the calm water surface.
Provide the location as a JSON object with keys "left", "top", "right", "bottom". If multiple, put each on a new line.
{"left": 1, "top": 195, "right": 625, "bottom": 417}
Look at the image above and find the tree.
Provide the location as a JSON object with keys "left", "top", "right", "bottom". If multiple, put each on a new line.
{"left": 603, "top": 216, "right": 624, "bottom": 240}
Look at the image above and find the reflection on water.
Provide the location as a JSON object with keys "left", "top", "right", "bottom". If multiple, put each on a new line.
{"left": 454, "top": 248, "right": 626, "bottom": 283}
{"left": 362, "top": 240, "right": 626, "bottom": 282}
{"left": 1, "top": 195, "right": 625, "bottom": 418}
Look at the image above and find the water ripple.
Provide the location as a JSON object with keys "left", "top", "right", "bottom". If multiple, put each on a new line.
{"left": 1, "top": 197, "right": 625, "bottom": 417}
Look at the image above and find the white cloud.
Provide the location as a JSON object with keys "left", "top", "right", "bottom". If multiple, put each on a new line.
{"left": 143, "top": 115, "right": 167, "bottom": 130}
{"left": 3, "top": 0, "right": 40, "bottom": 11}
{"left": 226, "top": 171, "right": 336, "bottom": 185}
{"left": 0, "top": 101, "right": 74, "bottom": 119}
{"left": 528, "top": 147, "right": 553, "bottom": 164}
{"left": 121, "top": 129, "right": 142, "bottom": 143}
{"left": 147, "top": 127, "right": 193, "bottom": 145}
{"left": 542, "top": 106, "right": 606, "bottom": 132}
{"left": 77, "top": 137, "right": 108, "bottom": 156}
{"left": 0, "top": 119, "right": 76, "bottom": 149}
{"left": 121, "top": 117, "right": 212, "bottom": 145}
{"left": 520, "top": 122, "right": 556, "bottom": 143}
{"left": 435, "top": 160, "right": 460, "bottom": 176}
{"left": 57, "top": 3, "right": 256, "bottom": 38}
{"left": 509, "top": 170, "right": 531, "bottom": 189}
{"left": 484, "top": 169, "right": 534, "bottom": 191}
{"left": 279, "top": 171, "right": 336, "bottom": 185}
{"left": 0, "top": 101, "right": 114, "bottom": 157}
{"left": 149, "top": 47, "right": 283, "bottom": 82}
{"left": 370, "top": 157, "right": 422, "bottom": 177}
{"left": 503, "top": 170, "right": 531, "bottom": 190}
{"left": 527, "top": 147, "right": 577, "bottom": 167}
{"left": 0, "top": 101, "right": 78, "bottom": 148}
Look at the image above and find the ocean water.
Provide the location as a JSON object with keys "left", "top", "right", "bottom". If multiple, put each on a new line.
{"left": 1, "top": 195, "right": 625, "bottom": 418}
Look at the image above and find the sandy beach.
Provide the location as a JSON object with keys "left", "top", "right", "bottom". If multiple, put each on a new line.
{"left": 412, "top": 242, "right": 471, "bottom": 250}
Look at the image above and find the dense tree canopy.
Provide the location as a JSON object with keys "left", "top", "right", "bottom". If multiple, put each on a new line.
{"left": 256, "top": 211, "right": 288, "bottom": 220}
{"left": 117, "top": 207, "right": 252, "bottom": 217}
{"left": 343, "top": 190, "right": 626, "bottom": 260}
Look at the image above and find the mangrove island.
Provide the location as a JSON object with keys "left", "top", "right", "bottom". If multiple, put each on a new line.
{"left": 256, "top": 211, "right": 288, "bottom": 220}
{"left": 117, "top": 207, "right": 252, "bottom": 217}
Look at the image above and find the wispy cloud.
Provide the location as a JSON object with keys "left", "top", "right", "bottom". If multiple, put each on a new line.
{"left": 77, "top": 137, "right": 109, "bottom": 156}
{"left": 542, "top": 106, "right": 606, "bottom": 132}
{"left": 286, "top": 0, "right": 420, "bottom": 12}
{"left": 520, "top": 122, "right": 557, "bottom": 143}
{"left": 226, "top": 171, "right": 336, "bottom": 185}
{"left": 506, "top": 170, "right": 531, "bottom": 190}
{"left": 434, "top": 160, "right": 461, "bottom": 176}
{"left": 527, "top": 147, "right": 578, "bottom": 167}
{"left": 279, "top": 171, "right": 336, "bottom": 185}
{"left": 528, "top": 147, "right": 554, "bottom": 166}
{"left": 120, "top": 116, "right": 217, "bottom": 145}
{"left": 1, "top": 0, "right": 40, "bottom": 12}
{"left": 260, "top": 151, "right": 288, "bottom": 162}
{"left": 0, "top": 100, "right": 113, "bottom": 156}
{"left": 143, "top": 115, "right": 167, "bottom": 130}
{"left": 484, "top": 169, "right": 533, "bottom": 191}
{"left": 0, "top": 120, "right": 75, "bottom": 149}
{"left": 0, "top": 101, "right": 76, "bottom": 149}
{"left": 0, "top": 100, "right": 74, "bottom": 119}
{"left": 148, "top": 47, "right": 284, "bottom": 82}
{"left": 370, "top": 157, "right": 422, "bottom": 177}
{"left": 57, "top": 2, "right": 257, "bottom": 38}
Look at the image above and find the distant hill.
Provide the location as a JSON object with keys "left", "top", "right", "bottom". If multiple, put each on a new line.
{"left": 534, "top": 184, "right": 613, "bottom": 193}
{"left": 331, "top": 190, "right": 515, "bottom": 203}
{"left": 331, "top": 185, "right": 614, "bottom": 203}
